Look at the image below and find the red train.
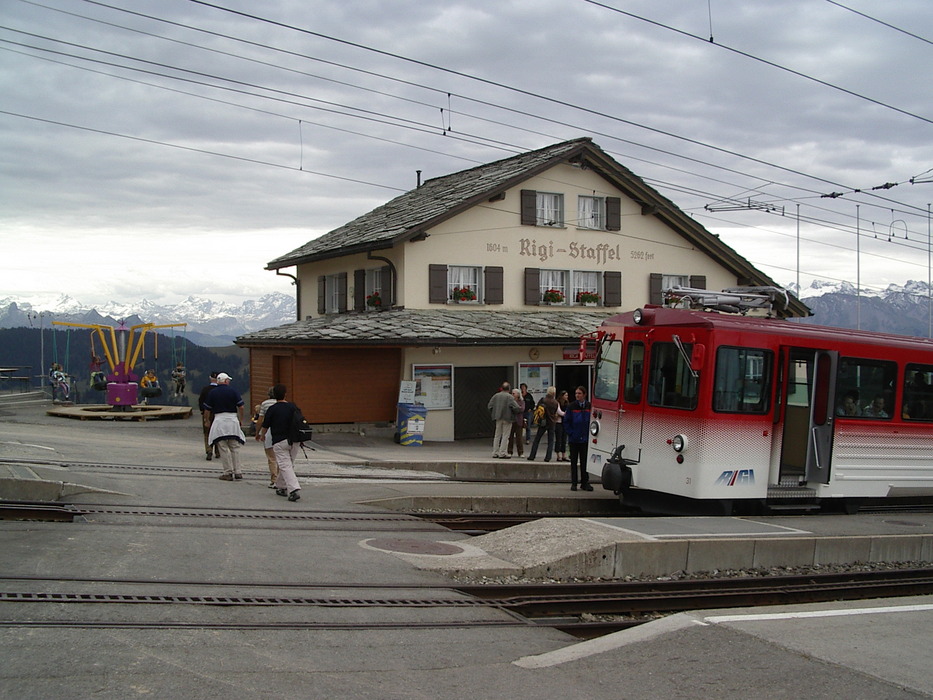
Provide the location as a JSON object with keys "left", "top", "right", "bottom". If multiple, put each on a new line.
{"left": 584, "top": 289, "right": 933, "bottom": 514}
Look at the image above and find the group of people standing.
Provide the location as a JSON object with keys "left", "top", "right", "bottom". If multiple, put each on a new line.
{"left": 197, "top": 373, "right": 302, "bottom": 502}
{"left": 488, "top": 381, "right": 593, "bottom": 491}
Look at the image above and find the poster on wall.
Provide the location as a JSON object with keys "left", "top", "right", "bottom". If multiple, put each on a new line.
{"left": 412, "top": 364, "right": 453, "bottom": 410}
{"left": 518, "top": 363, "right": 554, "bottom": 398}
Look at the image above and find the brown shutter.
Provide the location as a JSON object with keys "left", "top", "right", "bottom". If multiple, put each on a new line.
{"left": 520, "top": 189, "right": 537, "bottom": 226}
{"left": 524, "top": 267, "right": 541, "bottom": 305}
{"left": 337, "top": 272, "right": 348, "bottom": 312}
{"left": 429, "top": 264, "right": 448, "bottom": 304}
{"left": 381, "top": 265, "right": 392, "bottom": 307}
{"left": 649, "top": 273, "right": 663, "bottom": 305}
{"left": 484, "top": 266, "right": 503, "bottom": 305}
{"left": 354, "top": 269, "right": 366, "bottom": 311}
{"left": 603, "top": 271, "right": 622, "bottom": 307}
{"left": 606, "top": 197, "right": 621, "bottom": 231}
{"left": 689, "top": 275, "right": 707, "bottom": 290}
{"left": 317, "top": 275, "right": 326, "bottom": 315}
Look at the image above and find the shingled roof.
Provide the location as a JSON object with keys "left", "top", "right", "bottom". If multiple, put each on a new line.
{"left": 266, "top": 138, "right": 593, "bottom": 269}
{"left": 236, "top": 308, "right": 610, "bottom": 347}
{"left": 264, "top": 136, "right": 808, "bottom": 317}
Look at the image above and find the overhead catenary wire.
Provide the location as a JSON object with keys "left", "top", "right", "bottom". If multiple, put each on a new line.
{"left": 3, "top": 3, "right": 928, "bottom": 296}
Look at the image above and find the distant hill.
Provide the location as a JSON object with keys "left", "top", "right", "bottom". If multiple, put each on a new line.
{"left": 0, "top": 293, "right": 298, "bottom": 347}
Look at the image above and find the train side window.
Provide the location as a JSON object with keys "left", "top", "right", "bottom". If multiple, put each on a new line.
{"left": 903, "top": 364, "right": 933, "bottom": 421}
{"left": 594, "top": 339, "right": 622, "bottom": 402}
{"left": 623, "top": 342, "right": 645, "bottom": 403}
{"left": 647, "top": 342, "right": 698, "bottom": 410}
{"left": 713, "top": 347, "right": 772, "bottom": 414}
{"left": 836, "top": 357, "right": 897, "bottom": 420}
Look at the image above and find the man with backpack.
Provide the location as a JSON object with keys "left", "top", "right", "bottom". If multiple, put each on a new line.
{"left": 257, "top": 383, "right": 302, "bottom": 502}
{"left": 527, "top": 386, "right": 561, "bottom": 462}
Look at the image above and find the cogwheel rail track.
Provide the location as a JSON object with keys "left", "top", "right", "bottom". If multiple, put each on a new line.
{"left": 3, "top": 569, "right": 932, "bottom": 637}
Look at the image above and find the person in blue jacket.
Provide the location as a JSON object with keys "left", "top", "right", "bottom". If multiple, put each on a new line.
{"left": 563, "top": 385, "right": 593, "bottom": 491}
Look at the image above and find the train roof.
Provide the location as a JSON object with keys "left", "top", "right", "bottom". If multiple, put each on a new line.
{"left": 600, "top": 306, "right": 933, "bottom": 352}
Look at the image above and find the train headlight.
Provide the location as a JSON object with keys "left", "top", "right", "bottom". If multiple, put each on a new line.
{"left": 671, "top": 434, "right": 688, "bottom": 452}
{"left": 589, "top": 420, "right": 599, "bottom": 436}
{"left": 633, "top": 308, "right": 645, "bottom": 324}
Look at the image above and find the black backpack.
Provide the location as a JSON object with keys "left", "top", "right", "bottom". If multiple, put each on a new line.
{"left": 287, "top": 403, "right": 314, "bottom": 445}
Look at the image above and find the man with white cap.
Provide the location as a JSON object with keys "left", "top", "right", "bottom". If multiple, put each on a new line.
{"left": 204, "top": 372, "right": 246, "bottom": 481}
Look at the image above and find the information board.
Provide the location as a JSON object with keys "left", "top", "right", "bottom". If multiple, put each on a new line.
{"left": 411, "top": 364, "right": 453, "bottom": 410}
{"left": 518, "top": 362, "right": 554, "bottom": 398}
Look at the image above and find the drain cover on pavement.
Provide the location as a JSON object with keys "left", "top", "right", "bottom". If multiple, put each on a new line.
{"left": 367, "top": 538, "right": 464, "bottom": 555}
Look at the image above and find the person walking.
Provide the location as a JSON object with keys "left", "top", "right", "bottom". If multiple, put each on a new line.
{"left": 258, "top": 383, "right": 302, "bottom": 502}
{"left": 487, "top": 381, "right": 518, "bottom": 458}
{"left": 198, "top": 371, "right": 220, "bottom": 461}
{"left": 527, "top": 386, "right": 561, "bottom": 462}
{"left": 520, "top": 383, "right": 535, "bottom": 443}
{"left": 204, "top": 372, "right": 246, "bottom": 481}
{"left": 506, "top": 388, "right": 525, "bottom": 457}
{"left": 563, "top": 386, "right": 593, "bottom": 491}
{"left": 254, "top": 387, "right": 278, "bottom": 488}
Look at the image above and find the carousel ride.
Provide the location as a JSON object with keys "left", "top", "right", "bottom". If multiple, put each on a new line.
{"left": 48, "top": 319, "right": 192, "bottom": 420}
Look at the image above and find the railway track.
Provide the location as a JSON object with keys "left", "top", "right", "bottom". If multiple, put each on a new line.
{"left": 3, "top": 568, "right": 932, "bottom": 638}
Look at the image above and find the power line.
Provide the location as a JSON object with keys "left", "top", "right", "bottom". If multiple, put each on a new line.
{"left": 35, "top": 0, "right": 927, "bottom": 217}
{"left": 824, "top": 0, "right": 933, "bottom": 46}
{"left": 581, "top": 0, "right": 933, "bottom": 126}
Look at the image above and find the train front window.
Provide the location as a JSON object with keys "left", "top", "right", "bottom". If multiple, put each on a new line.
{"left": 594, "top": 339, "right": 622, "bottom": 401}
{"left": 713, "top": 347, "right": 772, "bottom": 413}
{"left": 647, "top": 342, "right": 698, "bottom": 410}
{"left": 836, "top": 357, "right": 896, "bottom": 420}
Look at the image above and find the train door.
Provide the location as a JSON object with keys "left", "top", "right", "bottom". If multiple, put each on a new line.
{"left": 778, "top": 348, "right": 837, "bottom": 484}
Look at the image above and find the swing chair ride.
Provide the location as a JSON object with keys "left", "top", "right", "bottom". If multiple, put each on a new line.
{"left": 51, "top": 319, "right": 188, "bottom": 412}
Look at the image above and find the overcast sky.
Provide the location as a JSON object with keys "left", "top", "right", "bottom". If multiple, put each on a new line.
{"left": 2, "top": 0, "right": 931, "bottom": 308}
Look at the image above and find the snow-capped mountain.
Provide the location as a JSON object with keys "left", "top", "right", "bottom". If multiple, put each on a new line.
{"left": 787, "top": 279, "right": 933, "bottom": 338}
{"left": 0, "top": 293, "right": 297, "bottom": 347}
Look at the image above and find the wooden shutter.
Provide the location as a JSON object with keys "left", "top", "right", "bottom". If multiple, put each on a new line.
{"left": 484, "top": 266, "right": 503, "bottom": 305}
{"left": 337, "top": 272, "right": 348, "bottom": 312}
{"left": 606, "top": 197, "right": 621, "bottom": 231}
{"left": 381, "top": 265, "right": 392, "bottom": 307}
{"left": 317, "top": 275, "right": 326, "bottom": 315}
{"left": 520, "top": 189, "right": 537, "bottom": 226}
{"left": 689, "top": 275, "right": 707, "bottom": 290}
{"left": 524, "top": 268, "right": 541, "bottom": 305}
{"left": 603, "top": 271, "right": 622, "bottom": 307}
{"left": 429, "top": 264, "right": 448, "bottom": 304}
{"left": 354, "top": 269, "right": 366, "bottom": 311}
{"left": 649, "top": 273, "right": 663, "bottom": 305}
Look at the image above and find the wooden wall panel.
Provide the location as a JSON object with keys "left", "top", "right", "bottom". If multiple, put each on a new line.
{"left": 248, "top": 346, "right": 401, "bottom": 424}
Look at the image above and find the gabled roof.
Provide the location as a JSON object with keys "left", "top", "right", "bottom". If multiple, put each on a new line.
{"left": 266, "top": 137, "right": 592, "bottom": 270}
{"left": 266, "top": 137, "right": 808, "bottom": 317}
{"left": 236, "top": 308, "right": 609, "bottom": 347}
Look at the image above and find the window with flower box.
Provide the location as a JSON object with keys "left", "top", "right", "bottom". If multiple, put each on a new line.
{"left": 572, "top": 270, "right": 601, "bottom": 306}
{"left": 539, "top": 269, "right": 567, "bottom": 304}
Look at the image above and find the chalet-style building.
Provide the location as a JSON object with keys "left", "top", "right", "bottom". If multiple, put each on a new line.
{"left": 237, "top": 138, "right": 807, "bottom": 441}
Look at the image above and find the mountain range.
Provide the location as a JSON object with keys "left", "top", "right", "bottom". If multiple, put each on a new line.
{"left": 0, "top": 293, "right": 298, "bottom": 347}
{"left": 2, "top": 280, "right": 933, "bottom": 346}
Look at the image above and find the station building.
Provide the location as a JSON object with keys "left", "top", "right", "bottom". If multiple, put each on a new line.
{"left": 236, "top": 137, "right": 808, "bottom": 441}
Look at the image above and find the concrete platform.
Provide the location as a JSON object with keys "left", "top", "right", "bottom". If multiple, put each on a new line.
{"left": 377, "top": 514, "right": 933, "bottom": 580}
